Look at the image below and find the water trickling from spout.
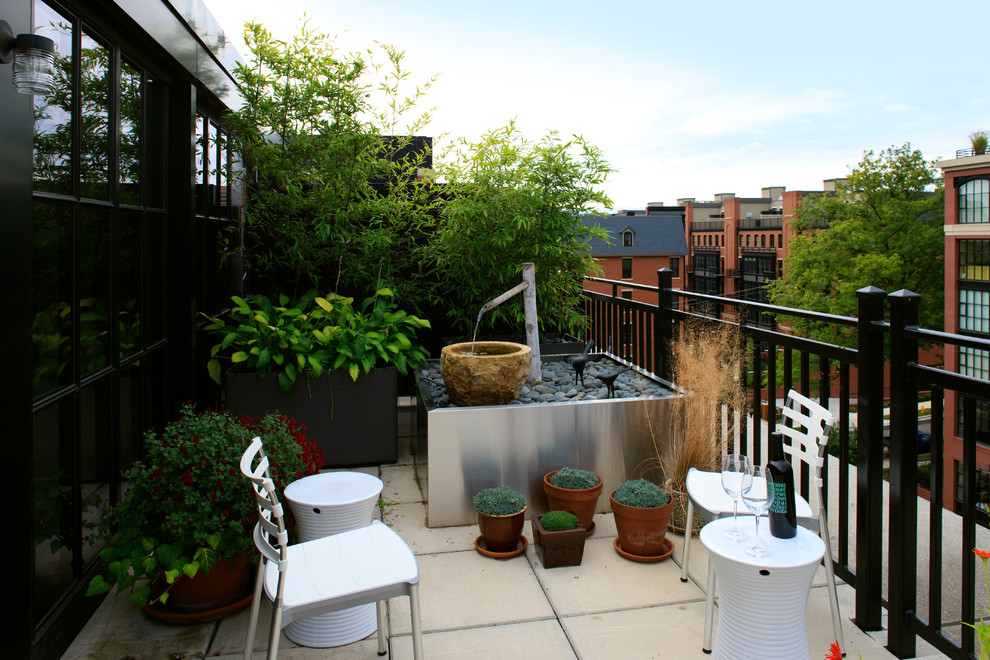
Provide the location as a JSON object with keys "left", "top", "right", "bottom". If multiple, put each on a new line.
{"left": 470, "top": 304, "right": 487, "bottom": 354}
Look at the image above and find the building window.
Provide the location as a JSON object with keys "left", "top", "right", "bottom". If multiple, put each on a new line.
{"left": 621, "top": 257, "right": 632, "bottom": 279}
{"left": 960, "top": 179, "right": 990, "bottom": 224}
{"left": 961, "top": 240, "right": 990, "bottom": 281}
{"left": 778, "top": 234, "right": 783, "bottom": 247}
{"left": 960, "top": 288, "right": 990, "bottom": 333}
{"left": 623, "top": 230, "right": 634, "bottom": 247}
{"left": 770, "top": 234, "right": 775, "bottom": 248}
{"left": 961, "top": 347, "right": 990, "bottom": 380}
{"left": 746, "top": 235, "right": 751, "bottom": 247}
{"left": 739, "top": 234, "right": 744, "bottom": 246}
{"left": 670, "top": 257, "right": 679, "bottom": 277}
{"left": 621, "top": 290, "right": 632, "bottom": 299}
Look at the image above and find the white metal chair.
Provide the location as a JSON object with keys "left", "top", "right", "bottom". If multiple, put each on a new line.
{"left": 678, "top": 389, "right": 846, "bottom": 655}
{"left": 239, "top": 437, "right": 423, "bottom": 660}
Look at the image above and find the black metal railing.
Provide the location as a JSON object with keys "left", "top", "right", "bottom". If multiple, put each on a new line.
{"left": 582, "top": 269, "right": 990, "bottom": 659}
{"left": 956, "top": 148, "right": 989, "bottom": 158}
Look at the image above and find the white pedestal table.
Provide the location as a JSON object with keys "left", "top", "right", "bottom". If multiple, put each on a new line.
{"left": 282, "top": 471, "right": 384, "bottom": 647}
{"left": 700, "top": 516, "right": 825, "bottom": 660}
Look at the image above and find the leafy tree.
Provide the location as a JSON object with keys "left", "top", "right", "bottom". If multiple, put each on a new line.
{"left": 224, "top": 19, "right": 438, "bottom": 301}
{"left": 767, "top": 143, "right": 944, "bottom": 345}
{"left": 427, "top": 122, "right": 613, "bottom": 336}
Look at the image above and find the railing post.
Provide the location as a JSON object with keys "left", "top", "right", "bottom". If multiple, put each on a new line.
{"left": 886, "top": 289, "right": 920, "bottom": 657}
{"left": 855, "top": 285, "right": 887, "bottom": 631}
{"left": 657, "top": 268, "right": 674, "bottom": 380}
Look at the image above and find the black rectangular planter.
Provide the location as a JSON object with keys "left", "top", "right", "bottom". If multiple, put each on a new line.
{"left": 532, "top": 514, "right": 586, "bottom": 568}
{"left": 225, "top": 367, "right": 398, "bottom": 468}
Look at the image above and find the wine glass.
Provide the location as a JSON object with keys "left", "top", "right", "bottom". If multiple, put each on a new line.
{"left": 741, "top": 466, "right": 775, "bottom": 557}
{"left": 720, "top": 454, "right": 752, "bottom": 540}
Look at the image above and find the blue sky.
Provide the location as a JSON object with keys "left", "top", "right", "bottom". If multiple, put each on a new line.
{"left": 202, "top": 0, "right": 989, "bottom": 212}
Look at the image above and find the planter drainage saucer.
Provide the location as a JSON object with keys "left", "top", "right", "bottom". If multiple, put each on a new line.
{"left": 475, "top": 535, "right": 528, "bottom": 558}
{"left": 613, "top": 536, "right": 674, "bottom": 563}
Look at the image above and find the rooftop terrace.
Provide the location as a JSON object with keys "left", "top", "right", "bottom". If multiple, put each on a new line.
{"left": 62, "top": 402, "right": 948, "bottom": 660}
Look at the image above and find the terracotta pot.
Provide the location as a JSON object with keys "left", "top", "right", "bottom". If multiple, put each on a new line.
{"left": 532, "top": 513, "right": 586, "bottom": 568}
{"left": 543, "top": 471, "right": 603, "bottom": 536}
{"left": 478, "top": 507, "right": 526, "bottom": 553}
{"left": 609, "top": 491, "right": 674, "bottom": 557}
{"left": 144, "top": 554, "right": 253, "bottom": 622}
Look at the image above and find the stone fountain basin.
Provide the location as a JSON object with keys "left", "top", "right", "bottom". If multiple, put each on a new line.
{"left": 439, "top": 341, "right": 531, "bottom": 407}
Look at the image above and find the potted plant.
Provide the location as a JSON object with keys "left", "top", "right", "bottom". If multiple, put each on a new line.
{"left": 472, "top": 486, "right": 527, "bottom": 557}
{"left": 86, "top": 404, "right": 323, "bottom": 618}
{"left": 650, "top": 320, "right": 745, "bottom": 533}
{"left": 532, "top": 510, "right": 586, "bottom": 568}
{"left": 971, "top": 130, "right": 989, "bottom": 156}
{"left": 609, "top": 478, "right": 674, "bottom": 561}
{"left": 543, "top": 466, "right": 603, "bottom": 536}
{"left": 203, "top": 288, "right": 431, "bottom": 467}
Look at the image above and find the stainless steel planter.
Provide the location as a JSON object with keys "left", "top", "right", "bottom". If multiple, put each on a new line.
{"left": 418, "top": 363, "right": 677, "bottom": 527}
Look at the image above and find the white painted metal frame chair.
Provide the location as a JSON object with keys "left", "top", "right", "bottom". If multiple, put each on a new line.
{"left": 239, "top": 437, "right": 423, "bottom": 660}
{"left": 678, "top": 390, "right": 846, "bottom": 655}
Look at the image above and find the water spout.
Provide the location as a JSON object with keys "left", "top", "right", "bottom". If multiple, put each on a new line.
{"left": 469, "top": 263, "right": 542, "bottom": 383}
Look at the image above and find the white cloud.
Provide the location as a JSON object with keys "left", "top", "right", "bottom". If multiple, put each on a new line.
{"left": 678, "top": 88, "right": 850, "bottom": 137}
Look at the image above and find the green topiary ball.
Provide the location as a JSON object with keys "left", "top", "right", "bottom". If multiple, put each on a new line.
{"left": 540, "top": 510, "right": 579, "bottom": 531}
{"left": 549, "top": 466, "right": 600, "bottom": 490}
{"left": 473, "top": 485, "right": 527, "bottom": 516}
{"left": 613, "top": 478, "right": 670, "bottom": 508}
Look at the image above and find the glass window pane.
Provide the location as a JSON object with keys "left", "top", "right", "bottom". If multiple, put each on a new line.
{"left": 80, "top": 32, "right": 110, "bottom": 200}
{"left": 119, "top": 60, "right": 142, "bottom": 206}
{"left": 79, "top": 379, "right": 111, "bottom": 564}
{"left": 145, "top": 76, "right": 166, "bottom": 209}
{"left": 960, "top": 179, "right": 990, "bottom": 224}
{"left": 145, "top": 213, "right": 166, "bottom": 341}
{"left": 79, "top": 208, "right": 110, "bottom": 374}
{"left": 32, "top": 2, "right": 72, "bottom": 195}
{"left": 118, "top": 209, "right": 141, "bottom": 358}
{"left": 33, "top": 202, "right": 73, "bottom": 398}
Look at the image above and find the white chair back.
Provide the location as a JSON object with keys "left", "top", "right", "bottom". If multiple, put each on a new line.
{"left": 777, "top": 390, "right": 835, "bottom": 510}
{"left": 239, "top": 436, "right": 289, "bottom": 569}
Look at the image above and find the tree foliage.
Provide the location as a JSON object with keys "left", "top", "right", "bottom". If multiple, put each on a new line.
{"left": 767, "top": 143, "right": 944, "bottom": 344}
{"left": 225, "top": 19, "right": 439, "bottom": 301}
{"left": 427, "top": 122, "right": 613, "bottom": 336}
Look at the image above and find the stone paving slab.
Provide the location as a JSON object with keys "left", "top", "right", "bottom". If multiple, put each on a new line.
{"left": 388, "top": 619, "right": 576, "bottom": 660}
{"left": 382, "top": 502, "right": 480, "bottom": 555}
{"left": 561, "top": 602, "right": 714, "bottom": 659}
{"left": 380, "top": 464, "right": 425, "bottom": 504}
{"left": 533, "top": 536, "right": 705, "bottom": 616}
{"left": 388, "top": 549, "right": 555, "bottom": 635}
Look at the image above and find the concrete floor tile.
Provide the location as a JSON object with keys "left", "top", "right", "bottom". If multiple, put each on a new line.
{"left": 532, "top": 536, "right": 706, "bottom": 616}
{"left": 388, "top": 619, "right": 577, "bottom": 660}
{"left": 561, "top": 603, "right": 714, "bottom": 659}
{"left": 382, "top": 502, "right": 480, "bottom": 555}
{"left": 381, "top": 464, "right": 425, "bottom": 504}
{"left": 388, "top": 549, "right": 555, "bottom": 634}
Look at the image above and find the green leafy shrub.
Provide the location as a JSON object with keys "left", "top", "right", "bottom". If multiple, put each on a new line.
{"left": 612, "top": 479, "right": 670, "bottom": 508}
{"left": 549, "top": 467, "right": 600, "bottom": 490}
{"left": 204, "top": 288, "right": 430, "bottom": 391}
{"left": 540, "top": 510, "right": 578, "bottom": 531}
{"left": 86, "top": 404, "right": 323, "bottom": 607}
{"left": 472, "top": 486, "right": 527, "bottom": 516}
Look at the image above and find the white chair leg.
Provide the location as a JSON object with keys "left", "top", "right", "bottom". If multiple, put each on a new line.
{"left": 376, "top": 600, "right": 387, "bottom": 656}
{"left": 409, "top": 583, "right": 424, "bottom": 660}
{"left": 820, "top": 526, "right": 846, "bottom": 655}
{"left": 680, "top": 498, "right": 695, "bottom": 582}
{"left": 244, "top": 559, "right": 266, "bottom": 660}
{"left": 267, "top": 580, "right": 285, "bottom": 660}
{"left": 703, "top": 558, "right": 716, "bottom": 653}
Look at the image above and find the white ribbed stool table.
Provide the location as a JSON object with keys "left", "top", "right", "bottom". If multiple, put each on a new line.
{"left": 700, "top": 516, "right": 825, "bottom": 660}
{"left": 282, "top": 471, "right": 384, "bottom": 647}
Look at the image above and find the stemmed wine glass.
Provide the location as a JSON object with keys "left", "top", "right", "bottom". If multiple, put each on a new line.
{"left": 741, "top": 465, "right": 775, "bottom": 557}
{"left": 720, "top": 454, "right": 752, "bottom": 540}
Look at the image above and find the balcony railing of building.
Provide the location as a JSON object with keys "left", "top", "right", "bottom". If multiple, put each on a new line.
{"left": 693, "top": 219, "right": 724, "bottom": 231}
{"left": 582, "top": 269, "right": 990, "bottom": 660}
{"left": 738, "top": 216, "right": 784, "bottom": 230}
{"left": 956, "top": 148, "right": 990, "bottom": 158}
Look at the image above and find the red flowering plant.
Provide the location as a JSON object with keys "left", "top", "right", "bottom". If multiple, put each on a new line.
{"left": 969, "top": 548, "right": 990, "bottom": 660}
{"left": 86, "top": 403, "right": 323, "bottom": 607}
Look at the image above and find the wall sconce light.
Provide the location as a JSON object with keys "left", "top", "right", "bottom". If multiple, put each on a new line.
{"left": 0, "top": 20, "right": 55, "bottom": 95}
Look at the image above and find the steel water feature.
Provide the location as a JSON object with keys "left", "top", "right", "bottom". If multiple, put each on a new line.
{"left": 417, "top": 351, "right": 678, "bottom": 527}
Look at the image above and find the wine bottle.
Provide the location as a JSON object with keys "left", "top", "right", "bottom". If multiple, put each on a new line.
{"left": 767, "top": 430, "right": 797, "bottom": 538}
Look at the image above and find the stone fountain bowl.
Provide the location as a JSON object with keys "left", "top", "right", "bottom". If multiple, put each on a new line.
{"left": 439, "top": 341, "right": 531, "bottom": 406}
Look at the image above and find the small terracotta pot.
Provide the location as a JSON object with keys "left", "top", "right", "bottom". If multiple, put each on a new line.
{"left": 144, "top": 553, "right": 253, "bottom": 621}
{"left": 609, "top": 491, "right": 674, "bottom": 557}
{"left": 478, "top": 507, "right": 526, "bottom": 553}
{"left": 543, "top": 470, "right": 603, "bottom": 536}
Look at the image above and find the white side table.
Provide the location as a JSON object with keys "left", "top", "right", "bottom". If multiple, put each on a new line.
{"left": 700, "top": 516, "right": 825, "bottom": 660}
{"left": 282, "top": 471, "right": 384, "bottom": 648}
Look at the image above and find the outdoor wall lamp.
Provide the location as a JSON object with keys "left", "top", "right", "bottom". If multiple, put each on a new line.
{"left": 0, "top": 20, "right": 55, "bottom": 95}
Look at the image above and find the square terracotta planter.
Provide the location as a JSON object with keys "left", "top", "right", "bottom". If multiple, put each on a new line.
{"left": 532, "top": 513, "right": 586, "bottom": 568}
